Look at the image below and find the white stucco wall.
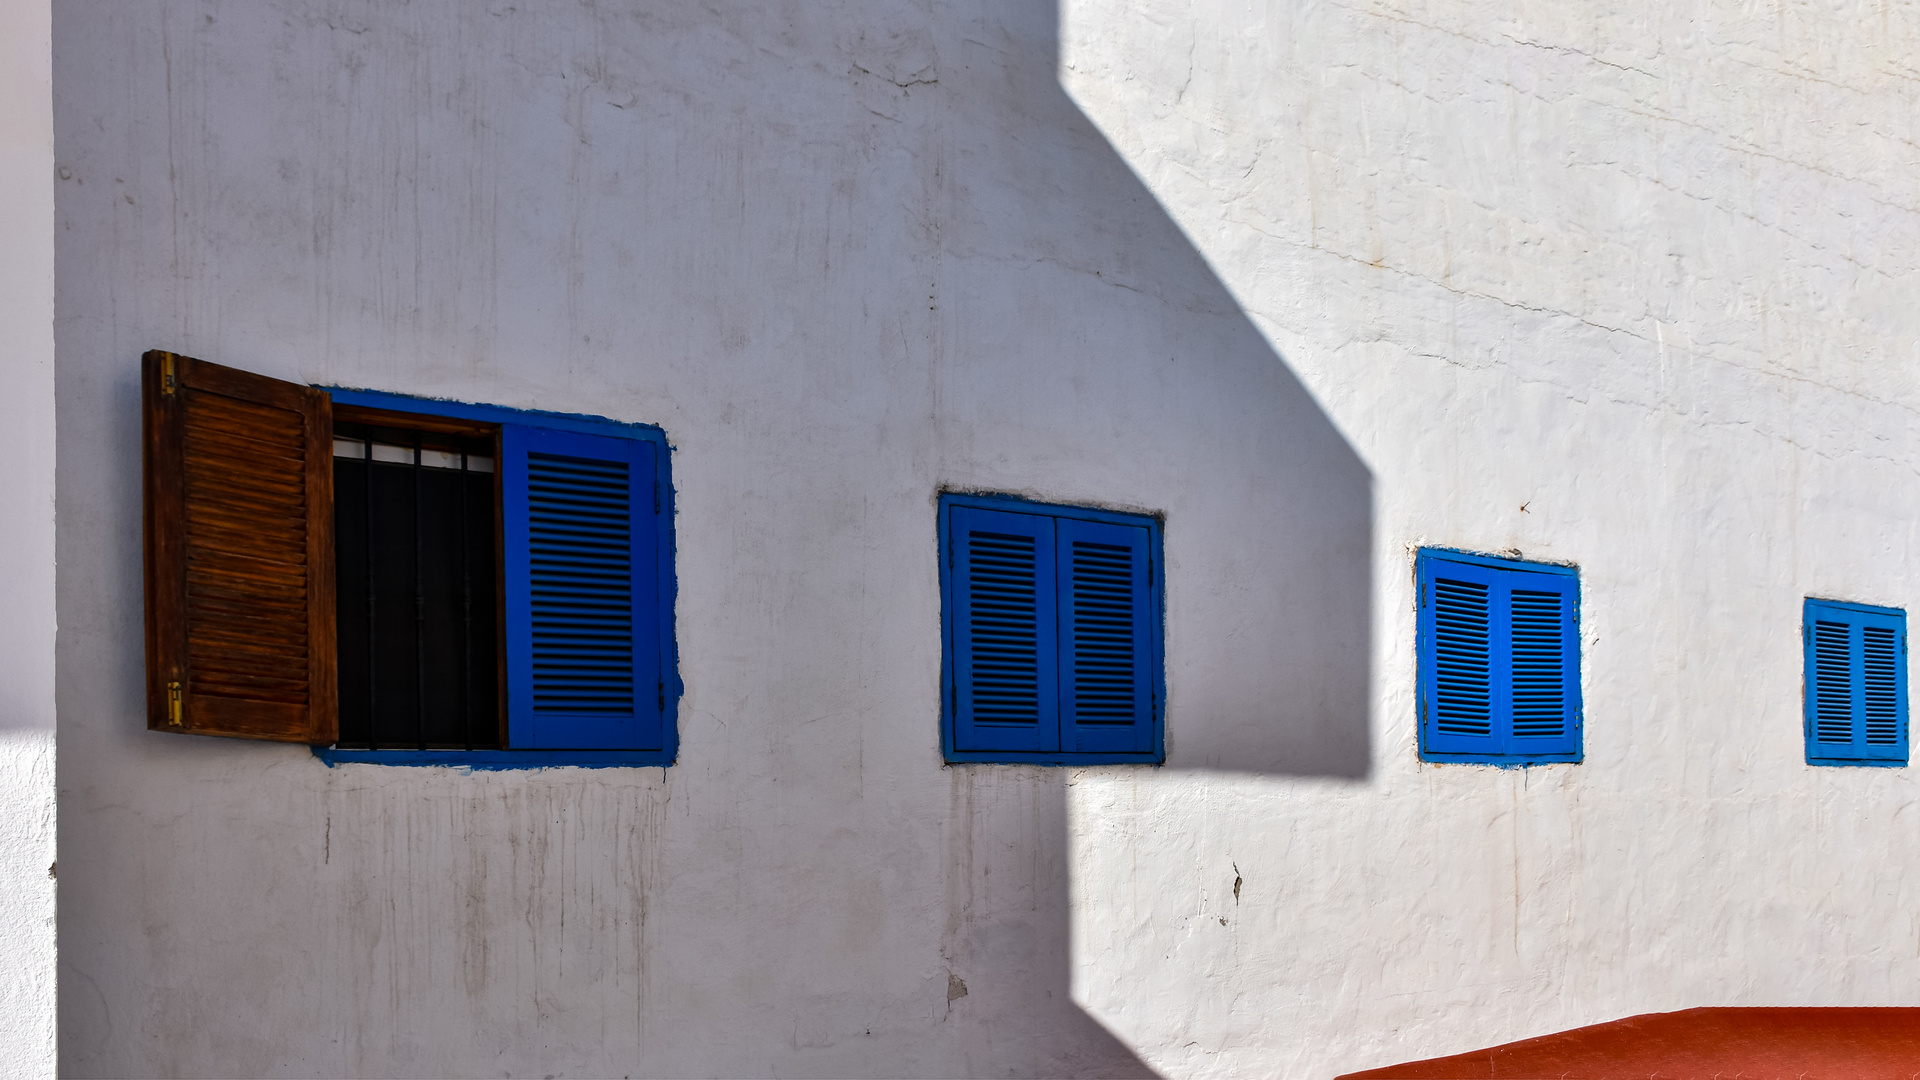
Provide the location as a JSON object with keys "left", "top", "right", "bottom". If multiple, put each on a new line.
{"left": 51, "top": 1, "right": 1920, "bottom": 1077}
{"left": 0, "top": 0, "right": 58, "bottom": 1075}
{"left": 1059, "top": 1, "right": 1920, "bottom": 1074}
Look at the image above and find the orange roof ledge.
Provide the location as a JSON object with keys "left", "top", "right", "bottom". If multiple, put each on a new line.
{"left": 1338, "top": 1007, "right": 1920, "bottom": 1080}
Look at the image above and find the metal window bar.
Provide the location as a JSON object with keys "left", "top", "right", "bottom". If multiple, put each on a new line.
{"left": 460, "top": 447, "right": 473, "bottom": 751}
{"left": 364, "top": 434, "right": 378, "bottom": 752}
{"left": 413, "top": 431, "right": 426, "bottom": 751}
{"left": 335, "top": 423, "right": 497, "bottom": 750}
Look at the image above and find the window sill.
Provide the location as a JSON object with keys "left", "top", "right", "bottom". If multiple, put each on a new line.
{"left": 1806, "top": 756, "right": 1907, "bottom": 768}
{"left": 1418, "top": 752, "right": 1582, "bottom": 766}
{"left": 313, "top": 747, "right": 672, "bottom": 769}
{"left": 942, "top": 751, "right": 1163, "bottom": 766}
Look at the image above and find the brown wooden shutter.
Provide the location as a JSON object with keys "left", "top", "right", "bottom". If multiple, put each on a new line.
{"left": 143, "top": 350, "right": 338, "bottom": 743}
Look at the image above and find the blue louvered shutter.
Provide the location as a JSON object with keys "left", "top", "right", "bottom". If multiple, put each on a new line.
{"left": 502, "top": 425, "right": 663, "bottom": 750}
{"left": 1419, "top": 552, "right": 1580, "bottom": 762}
{"left": 1420, "top": 557, "right": 1501, "bottom": 756}
{"left": 1504, "top": 570, "right": 1578, "bottom": 756}
{"left": 1804, "top": 599, "right": 1907, "bottom": 765}
{"left": 950, "top": 505, "right": 1059, "bottom": 753}
{"left": 1058, "top": 518, "right": 1156, "bottom": 754}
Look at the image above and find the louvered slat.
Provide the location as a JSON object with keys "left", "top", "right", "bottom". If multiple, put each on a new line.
{"left": 1069, "top": 541, "right": 1136, "bottom": 723}
{"left": 1813, "top": 620, "right": 1854, "bottom": 744}
{"left": 527, "top": 453, "right": 634, "bottom": 715}
{"left": 1433, "top": 577, "right": 1493, "bottom": 737}
{"left": 968, "top": 531, "right": 1041, "bottom": 724}
{"left": 1863, "top": 626, "right": 1899, "bottom": 745}
{"left": 1510, "top": 589, "right": 1566, "bottom": 738}
{"left": 183, "top": 394, "right": 312, "bottom": 706}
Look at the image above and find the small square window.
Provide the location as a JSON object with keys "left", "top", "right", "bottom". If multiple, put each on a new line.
{"left": 1803, "top": 598, "right": 1907, "bottom": 767}
{"left": 938, "top": 494, "right": 1164, "bottom": 765}
{"left": 1416, "top": 548, "right": 1581, "bottom": 764}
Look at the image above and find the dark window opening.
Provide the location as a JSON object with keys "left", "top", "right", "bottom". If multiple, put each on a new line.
{"left": 334, "top": 419, "right": 500, "bottom": 750}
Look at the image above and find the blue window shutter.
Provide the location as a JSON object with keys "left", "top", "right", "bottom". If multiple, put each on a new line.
{"left": 1420, "top": 557, "right": 1502, "bottom": 756}
{"left": 1419, "top": 550, "right": 1580, "bottom": 763}
{"left": 502, "top": 424, "right": 663, "bottom": 750}
{"left": 1057, "top": 517, "right": 1156, "bottom": 754}
{"left": 1506, "top": 571, "right": 1579, "bottom": 757}
{"left": 1804, "top": 599, "right": 1907, "bottom": 765}
{"left": 950, "top": 505, "right": 1059, "bottom": 753}
{"left": 1810, "top": 618, "right": 1860, "bottom": 748}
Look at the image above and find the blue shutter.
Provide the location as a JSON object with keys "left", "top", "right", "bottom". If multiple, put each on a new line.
{"left": 1058, "top": 518, "right": 1156, "bottom": 754}
{"left": 1419, "top": 550, "right": 1580, "bottom": 763}
{"left": 1804, "top": 599, "right": 1907, "bottom": 765}
{"left": 950, "top": 505, "right": 1059, "bottom": 753}
{"left": 1506, "top": 571, "right": 1579, "bottom": 757}
{"left": 502, "top": 425, "right": 662, "bottom": 750}
{"left": 1420, "top": 557, "right": 1502, "bottom": 757}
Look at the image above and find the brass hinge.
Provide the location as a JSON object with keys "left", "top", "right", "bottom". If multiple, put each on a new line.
{"left": 166, "top": 681, "right": 183, "bottom": 726}
{"left": 160, "top": 353, "right": 177, "bottom": 396}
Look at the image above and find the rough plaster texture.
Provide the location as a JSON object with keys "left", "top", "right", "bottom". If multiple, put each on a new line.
{"left": 0, "top": 0, "right": 58, "bottom": 1074}
{"left": 48, "top": 1, "right": 1920, "bottom": 1077}
{"left": 1059, "top": 1, "right": 1920, "bottom": 1075}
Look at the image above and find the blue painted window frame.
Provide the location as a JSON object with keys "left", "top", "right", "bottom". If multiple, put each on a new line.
{"left": 313, "top": 388, "right": 679, "bottom": 769}
{"left": 1803, "top": 598, "right": 1908, "bottom": 767}
{"left": 1416, "top": 548, "right": 1582, "bottom": 765}
{"left": 938, "top": 492, "right": 1165, "bottom": 766}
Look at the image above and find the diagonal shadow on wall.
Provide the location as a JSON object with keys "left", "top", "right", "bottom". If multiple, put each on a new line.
{"left": 47, "top": 1, "right": 1370, "bottom": 1074}
{"left": 914, "top": 2, "right": 1373, "bottom": 1074}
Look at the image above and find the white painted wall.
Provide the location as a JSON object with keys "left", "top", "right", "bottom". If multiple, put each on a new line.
{"left": 1060, "top": 1, "right": 1920, "bottom": 1075}
{"left": 50, "top": 1, "right": 1920, "bottom": 1077}
{"left": 0, "top": 0, "right": 58, "bottom": 1075}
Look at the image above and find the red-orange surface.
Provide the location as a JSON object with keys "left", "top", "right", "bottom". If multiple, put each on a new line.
{"left": 1338, "top": 1007, "right": 1920, "bottom": 1079}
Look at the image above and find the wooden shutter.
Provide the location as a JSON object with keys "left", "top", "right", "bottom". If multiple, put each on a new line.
{"left": 143, "top": 350, "right": 337, "bottom": 742}
{"left": 949, "top": 505, "right": 1059, "bottom": 753}
{"left": 1804, "top": 599, "right": 1907, "bottom": 764}
{"left": 501, "top": 424, "right": 663, "bottom": 750}
{"left": 1057, "top": 517, "right": 1156, "bottom": 754}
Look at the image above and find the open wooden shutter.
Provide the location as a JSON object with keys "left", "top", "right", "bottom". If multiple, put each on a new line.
{"left": 500, "top": 424, "right": 663, "bottom": 750}
{"left": 144, "top": 350, "right": 337, "bottom": 743}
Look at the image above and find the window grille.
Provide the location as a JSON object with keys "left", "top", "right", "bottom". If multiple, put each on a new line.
{"left": 333, "top": 422, "right": 499, "bottom": 750}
